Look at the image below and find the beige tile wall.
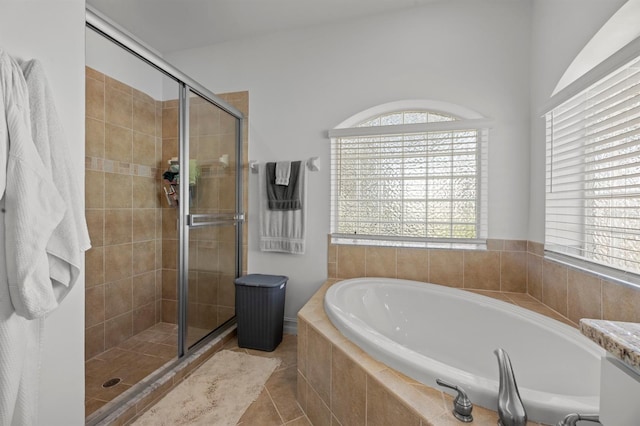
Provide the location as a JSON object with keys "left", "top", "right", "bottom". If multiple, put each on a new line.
{"left": 328, "top": 237, "right": 640, "bottom": 324}
{"left": 526, "top": 241, "right": 640, "bottom": 324}
{"left": 328, "top": 238, "right": 528, "bottom": 293}
{"left": 85, "top": 67, "right": 163, "bottom": 359}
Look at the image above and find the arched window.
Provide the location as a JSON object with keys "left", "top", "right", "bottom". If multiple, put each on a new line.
{"left": 329, "top": 100, "right": 489, "bottom": 244}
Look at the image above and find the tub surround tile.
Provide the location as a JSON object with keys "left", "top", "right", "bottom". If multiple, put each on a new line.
{"left": 336, "top": 245, "right": 366, "bottom": 279}
{"left": 306, "top": 325, "right": 332, "bottom": 405}
{"left": 365, "top": 246, "right": 397, "bottom": 278}
{"left": 366, "top": 372, "right": 421, "bottom": 426}
{"left": 298, "top": 279, "right": 575, "bottom": 426}
{"left": 602, "top": 280, "right": 640, "bottom": 323}
{"left": 580, "top": 319, "right": 640, "bottom": 374}
{"left": 397, "top": 249, "right": 428, "bottom": 282}
{"left": 567, "top": 270, "right": 602, "bottom": 324}
{"left": 500, "top": 251, "right": 527, "bottom": 293}
{"left": 542, "top": 259, "right": 568, "bottom": 316}
{"left": 429, "top": 250, "right": 463, "bottom": 288}
{"left": 463, "top": 250, "right": 500, "bottom": 291}
{"left": 331, "top": 346, "right": 366, "bottom": 425}
{"left": 526, "top": 252, "right": 543, "bottom": 301}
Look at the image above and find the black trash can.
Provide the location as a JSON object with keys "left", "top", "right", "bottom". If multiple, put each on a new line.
{"left": 234, "top": 274, "right": 288, "bottom": 351}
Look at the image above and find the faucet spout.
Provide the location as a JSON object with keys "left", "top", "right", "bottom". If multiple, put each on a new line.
{"left": 494, "top": 348, "right": 527, "bottom": 426}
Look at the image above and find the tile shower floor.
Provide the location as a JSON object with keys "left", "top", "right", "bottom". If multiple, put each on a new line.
{"left": 85, "top": 326, "right": 309, "bottom": 425}
{"left": 85, "top": 322, "right": 210, "bottom": 417}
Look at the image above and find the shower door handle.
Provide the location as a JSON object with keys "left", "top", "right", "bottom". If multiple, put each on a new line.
{"left": 186, "top": 213, "right": 245, "bottom": 228}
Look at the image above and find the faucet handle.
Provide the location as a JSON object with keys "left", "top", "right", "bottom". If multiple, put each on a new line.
{"left": 436, "top": 378, "right": 473, "bottom": 423}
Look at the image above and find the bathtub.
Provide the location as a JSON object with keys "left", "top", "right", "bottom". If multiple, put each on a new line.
{"left": 324, "top": 278, "right": 605, "bottom": 425}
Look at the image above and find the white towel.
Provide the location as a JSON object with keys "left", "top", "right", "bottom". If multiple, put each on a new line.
{"left": 21, "top": 59, "right": 91, "bottom": 309}
{"left": 275, "top": 161, "right": 291, "bottom": 186}
{"left": 259, "top": 162, "right": 306, "bottom": 254}
{"left": 0, "top": 49, "right": 48, "bottom": 426}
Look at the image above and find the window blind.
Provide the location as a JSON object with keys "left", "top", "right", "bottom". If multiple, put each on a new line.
{"left": 546, "top": 55, "right": 640, "bottom": 274}
{"left": 331, "top": 112, "right": 488, "bottom": 243}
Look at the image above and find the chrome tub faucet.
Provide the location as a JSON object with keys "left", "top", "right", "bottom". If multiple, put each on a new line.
{"left": 436, "top": 378, "right": 473, "bottom": 422}
{"left": 494, "top": 348, "right": 527, "bottom": 426}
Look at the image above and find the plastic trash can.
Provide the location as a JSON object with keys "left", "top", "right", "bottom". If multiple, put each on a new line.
{"left": 234, "top": 274, "right": 288, "bottom": 351}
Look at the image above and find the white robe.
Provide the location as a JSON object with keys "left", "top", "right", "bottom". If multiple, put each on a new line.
{"left": 0, "top": 50, "right": 86, "bottom": 425}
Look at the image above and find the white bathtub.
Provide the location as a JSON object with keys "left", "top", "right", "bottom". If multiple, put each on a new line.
{"left": 324, "top": 278, "right": 605, "bottom": 425}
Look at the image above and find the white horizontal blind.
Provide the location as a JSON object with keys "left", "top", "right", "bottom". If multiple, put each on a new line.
{"left": 331, "top": 111, "right": 488, "bottom": 242}
{"left": 546, "top": 55, "right": 640, "bottom": 274}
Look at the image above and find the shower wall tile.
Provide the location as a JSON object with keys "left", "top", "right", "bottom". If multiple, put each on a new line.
{"left": 105, "top": 123, "right": 132, "bottom": 163}
{"left": 85, "top": 209, "right": 104, "bottom": 248}
{"left": 104, "top": 209, "right": 132, "bottom": 246}
{"left": 85, "top": 246, "right": 104, "bottom": 288}
{"left": 133, "top": 98, "right": 156, "bottom": 136}
{"left": 86, "top": 75, "right": 104, "bottom": 121}
{"left": 85, "top": 323, "right": 105, "bottom": 360}
{"left": 105, "top": 278, "right": 133, "bottom": 320}
{"left": 85, "top": 67, "right": 163, "bottom": 360}
{"left": 85, "top": 170, "right": 104, "bottom": 209}
{"left": 161, "top": 107, "right": 178, "bottom": 139}
{"left": 85, "top": 285, "right": 105, "bottom": 328}
{"left": 105, "top": 87, "right": 132, "bottom": 129}
{"left": 106, "top": 75, "right": 132, "bottom": 94}
{"left": 162, "top": 269, "right": 178, "bottom": 300}
{"left": 133, "top": 132, "right": 156, "bottom": 167}
{"left": 104, "top": 244, "right": 133, "bottom": 284}
{"left": 133, "top": 271, "right": 156, "bottom": 308}
{"left": 132, "top": 209, "right": 156, "bottom": 242}
{"left": 86, "top": 117, "right": 105, "bottom": 158}
{"left": 133, "top": 241, "right": 157, "bottom": 275}
{"left": 104, "top": 312, "right": 133, "bottom": 349}
{"left": 133, "top": 303, "right": 156, "bottom": 334}
{"left": 105, "top": 173, "right": 132, "bottom": 209}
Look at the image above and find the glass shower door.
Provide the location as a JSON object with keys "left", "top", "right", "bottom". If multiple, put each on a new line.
{"left": 180, "top": 89, "right": 242, "bottom": 350}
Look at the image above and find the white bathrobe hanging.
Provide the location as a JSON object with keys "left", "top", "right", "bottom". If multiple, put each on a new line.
{"left": 0, "top": 50, "right": 67, "bottom": 425}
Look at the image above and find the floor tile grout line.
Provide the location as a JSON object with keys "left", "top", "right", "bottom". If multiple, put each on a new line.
{"left": 264, "top": 384, "right": 286, "bottom": 425}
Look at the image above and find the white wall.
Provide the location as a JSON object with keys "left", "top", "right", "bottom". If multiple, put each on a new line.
{"left": 86, "top": 28, "right": 171, "bottom": 100}
{"left": 166, "top": 0, "right": 533, "bottom": 323}
{"left": 528, "top": 0, "right": 627, "bottom": 242}
{"left": 0, "top": 1, "right": 86, "bottom": 424}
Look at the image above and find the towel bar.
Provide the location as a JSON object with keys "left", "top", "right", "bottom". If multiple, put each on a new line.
{"left": 250, "top": 157, "right": 320, "bottom": 173}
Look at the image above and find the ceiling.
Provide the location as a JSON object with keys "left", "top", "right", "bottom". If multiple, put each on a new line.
{"left": 87, "top": 0, "right": 443, "bottom": 54}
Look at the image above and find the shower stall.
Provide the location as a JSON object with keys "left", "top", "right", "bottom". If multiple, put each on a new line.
{"left": 84, "top": 7, "right": 247, "bottom": 423}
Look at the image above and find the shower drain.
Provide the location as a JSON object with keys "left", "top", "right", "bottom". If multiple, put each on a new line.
{"left": 102, "top": 378, "right": 122, "bottom": 388}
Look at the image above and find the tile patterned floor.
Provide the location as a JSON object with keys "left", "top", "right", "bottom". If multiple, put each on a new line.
{"left": 228, "top": 334, "right": 311, "bottom": 426}
{"left": 86, "top": 326, "right": 307, "bottom": 425}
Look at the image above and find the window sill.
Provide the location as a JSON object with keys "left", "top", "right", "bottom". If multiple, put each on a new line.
{"left": 330, "top": 235, "right": 487, "bottom": 251}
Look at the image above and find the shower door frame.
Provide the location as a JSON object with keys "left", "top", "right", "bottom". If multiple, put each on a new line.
{"left": 86, "top": 6, "right": 245, "bottom": 359}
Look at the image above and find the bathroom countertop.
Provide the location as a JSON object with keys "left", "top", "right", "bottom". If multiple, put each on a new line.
{"left": 580, "top": 319, "right": 640, "bottom": 373}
